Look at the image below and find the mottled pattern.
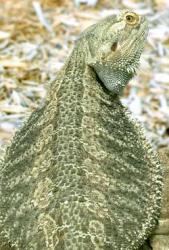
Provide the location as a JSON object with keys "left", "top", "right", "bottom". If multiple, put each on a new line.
{"left": 149, "top": 148, "right": 169, "bottom": 250}
{"left": 0, "top": 10, "right": 163, "bottom": 250}
{"left": 139, "top": 148, "right": 169, "bottom": 250}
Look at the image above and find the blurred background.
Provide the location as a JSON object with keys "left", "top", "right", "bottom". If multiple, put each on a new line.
{"left": 0, "top": 0, "right": 169, "bottom": 151}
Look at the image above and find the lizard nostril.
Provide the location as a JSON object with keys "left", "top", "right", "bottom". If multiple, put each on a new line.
{"left": 111, "top": 42, "right": 118, "bottom": 52}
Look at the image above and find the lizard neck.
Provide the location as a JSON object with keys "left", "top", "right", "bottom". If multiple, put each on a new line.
{"left": 66, "top": 42, "right": 116, "bottom": 102}
{"left": 47, "top": 41, "right": 116, "bottom": 117}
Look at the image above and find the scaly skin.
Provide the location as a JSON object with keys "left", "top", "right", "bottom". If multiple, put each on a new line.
{"left": 0, "top": 10, "right": 163, "bottom": 249}
{"left": 140, "top": 147, "right": 169, "bottom": 250}
{"left": 149, "top": 147, "right": 169, "bottom": 250}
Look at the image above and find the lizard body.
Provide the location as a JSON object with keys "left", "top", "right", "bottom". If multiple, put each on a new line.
{"left": 0, "top": 10, "right": 163, "bottom": 250}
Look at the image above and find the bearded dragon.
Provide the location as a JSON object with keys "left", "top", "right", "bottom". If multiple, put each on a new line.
{"left": 0, "top": 10, "right": 163, "bottom": 250}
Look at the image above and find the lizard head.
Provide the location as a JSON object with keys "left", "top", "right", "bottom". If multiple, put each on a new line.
{"left": 79, "top": 10, "right": 148, "bottom": 94}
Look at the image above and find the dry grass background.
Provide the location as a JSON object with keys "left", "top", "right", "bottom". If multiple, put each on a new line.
{"left": 0, "top": 0, "right": 169, "bottom": 150}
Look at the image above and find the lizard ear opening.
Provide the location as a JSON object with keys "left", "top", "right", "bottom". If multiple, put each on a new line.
{"left": 111, "top": 42, "right": 118, "bottom": 52}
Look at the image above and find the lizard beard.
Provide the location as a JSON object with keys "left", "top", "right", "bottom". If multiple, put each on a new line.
{"left": 93, "top": 65, "right": 133, "bottom": 94}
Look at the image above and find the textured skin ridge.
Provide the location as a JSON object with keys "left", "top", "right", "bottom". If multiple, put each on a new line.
{"left": 0, "top": 11, "right": 163, "bottom": 250}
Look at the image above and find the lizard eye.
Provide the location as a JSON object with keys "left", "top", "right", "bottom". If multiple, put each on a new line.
{"left": 125, "top": 12, "right": 139, "bottom": 25}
